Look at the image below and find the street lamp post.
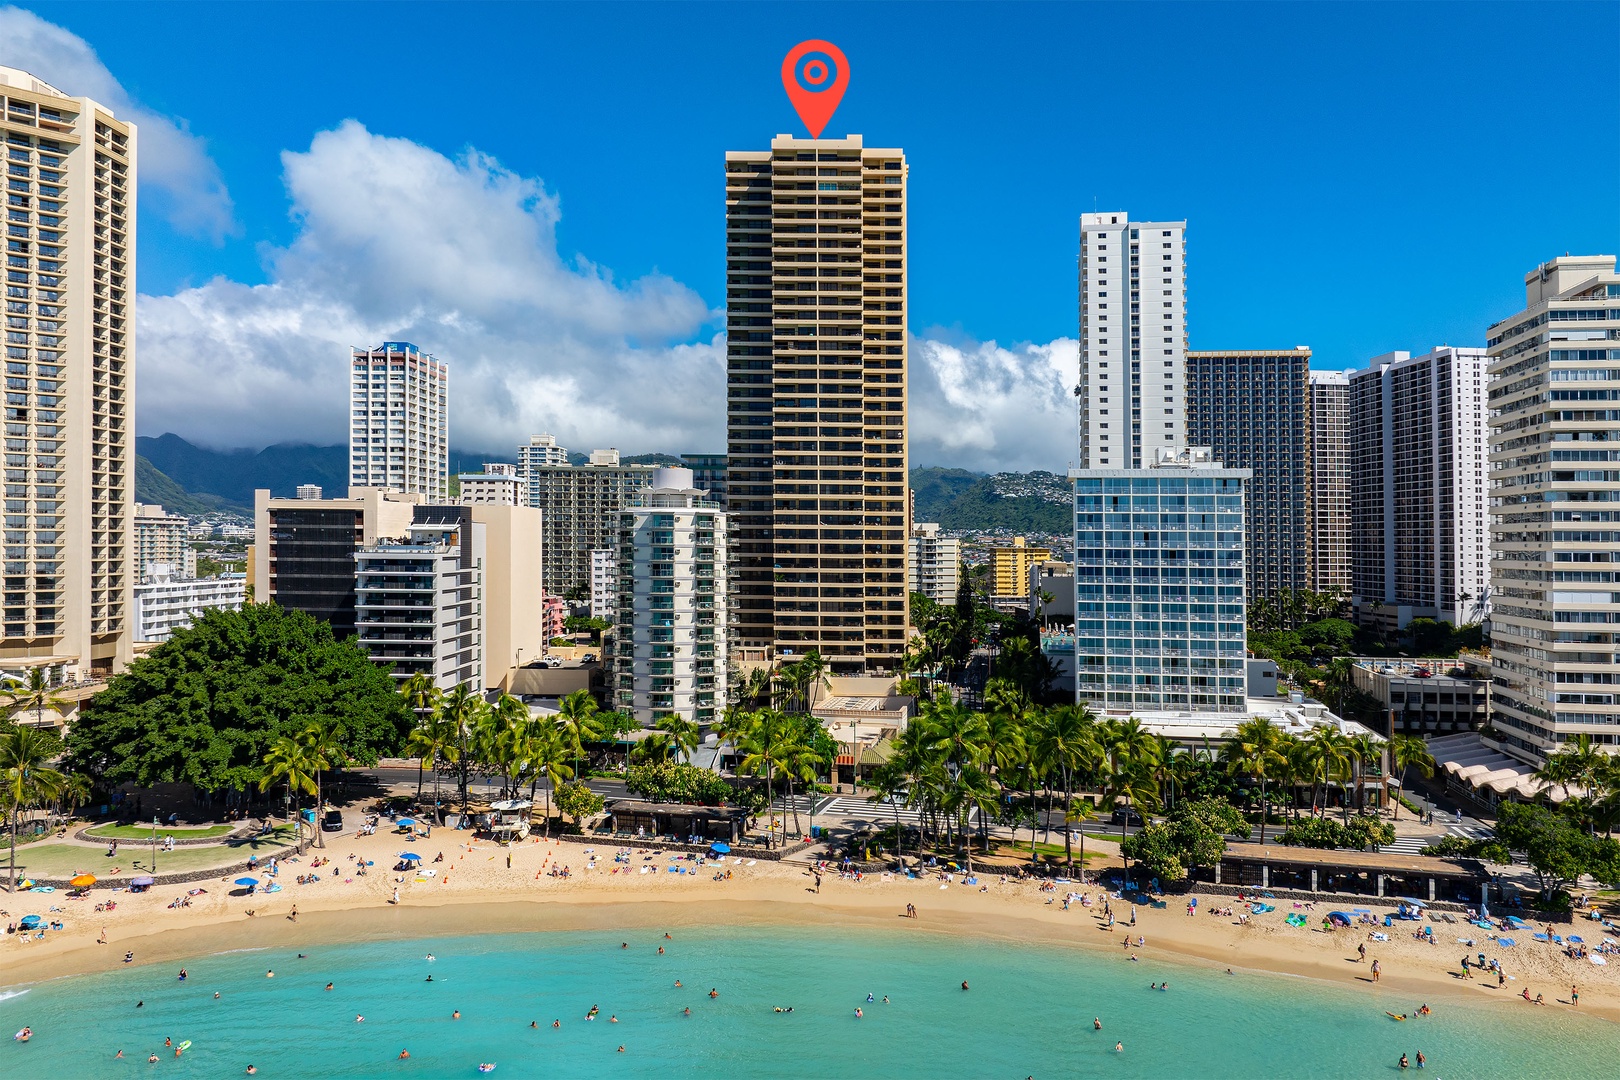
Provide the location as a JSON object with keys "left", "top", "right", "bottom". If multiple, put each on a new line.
{"left": 151, "top": 815, "right": 158, "bottom": 874}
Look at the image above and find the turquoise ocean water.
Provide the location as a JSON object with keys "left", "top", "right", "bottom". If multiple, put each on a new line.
{"left": 1, "top": 924, "right": 1616, "bottom": 1079}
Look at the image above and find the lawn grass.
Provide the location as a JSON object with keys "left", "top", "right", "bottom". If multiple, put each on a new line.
{"left": 994, "top": 840, "right": 1109, "bottom": 863}
{"left": 82, "top": 823, "right": 236, "bottom": 841}
{"left": 4, "top": 826, "right": 300, "bottom": 880}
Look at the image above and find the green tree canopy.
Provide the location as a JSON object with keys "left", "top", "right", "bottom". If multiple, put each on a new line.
{"left": 66, "top": 604, "right": 413, "bottom": 792}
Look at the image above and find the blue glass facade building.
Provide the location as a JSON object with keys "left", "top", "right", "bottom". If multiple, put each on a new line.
{"left": 1071, "top": 456, "right": 1251, "bottom": 715}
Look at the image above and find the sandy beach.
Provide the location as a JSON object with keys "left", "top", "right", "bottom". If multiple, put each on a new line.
{"left": 5, "top": 825, "right": 1616, "bottom": 1024}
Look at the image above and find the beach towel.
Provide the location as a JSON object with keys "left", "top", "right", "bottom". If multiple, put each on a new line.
{"left": 1285, "top": 913, "right": 1307, "bottom": 927}
{"left": 1497, "top": 938, "right": 1516, "bottom": 947}
{"left": 1591, "top": 954, "right": 1607, "bottom": 965}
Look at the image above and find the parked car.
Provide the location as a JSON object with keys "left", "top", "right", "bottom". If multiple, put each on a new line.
{"left": 322, "top": 809, "right": 344, "bottom": 832}
{"left": 581, "top": 652, "right": 598, "bottom": 663}
{"left": 1109, "top": 808, "right": 1145, "bottom": 827}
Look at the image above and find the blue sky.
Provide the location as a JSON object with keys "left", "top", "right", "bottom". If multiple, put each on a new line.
{"left": 9, "top": 1, "right": 1618, "bottom": 467}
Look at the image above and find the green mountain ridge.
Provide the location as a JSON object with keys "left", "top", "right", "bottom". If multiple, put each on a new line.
{"left": 909, "top": 467, "right": 1071, "bottom": 534}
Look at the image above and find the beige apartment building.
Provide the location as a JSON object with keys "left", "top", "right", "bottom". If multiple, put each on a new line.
{"left": 0, "top": 67, "right": 135, "bottom": 677}
{"left": 255, "top": 487, "right": 542, "bottom": 692}
{"left": 1308, "top": 370, "right": 1351, "bottom": 597}
{"left": 521, "top": 449, "right": 656, "bottom": 595}
{"left": 724, "top": 134, "right": 909, "bottom": 673}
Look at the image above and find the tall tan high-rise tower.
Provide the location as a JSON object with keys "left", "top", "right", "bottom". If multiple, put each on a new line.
{"left": 0, "top": 67, "right": 135, "bottom": 677}
{"left": 725, "top": 135, "right": 908, "bottom": 674}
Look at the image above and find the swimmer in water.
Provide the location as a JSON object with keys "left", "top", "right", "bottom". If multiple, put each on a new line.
{"left": 866, "top": 993, "right": 874, "bottom": 1003}
{"left": 246, "top": 1067, "right": 258, "bottom": 1075}
{"left": 356, "top": 1015, "right": 365, "bottom": 1023}
{"left": 530, "top": 1022, "right": 538, "bottom": 1029}
{"left": 609, "top": 1015, "right": 618, "bottom": 1023}
{"left": 266, "top": 970, "right": 274, "bottom": 978}
{"left": 425, "top": 975, "right": 433, "bottom": 982}
{"left": 665, "top": 933, "right": 672, "bottom": 939}
{"left": 617, "top": 1046, "right": 625, "bottom": 1054}
{"left": 452, "top": 1010, "right": 461, "bottom": 1020}
{"left": 658, "top": 946, "right": 664, "bottom": 955}
{"left": 961, "top": 981, "right": 970, "bottom": 991}
{"left": 882, "top": 996, "right": 889, "bottom": 1004}
{"left": 213, "top": 992, "right": 221, "bottom": 1000}
{"left": 1094, "top": 1017, "right": 1102, "bottom": 1030}
{"left": 325, "top": 982, "right": 334, "bottom": 991}
{"left": 621, "top": 942, "right": 628, "bottom": 949}
{"left": 425, "top": 954, "right": 434, "bottom": 962}
{"left": 682, "top": 1008, "right": 690, "bottom": 1017}
{"left": 1115, "top": 1042, "right": 1124, "bottom": 1053}
{"left": 709, "top": 989, "right": 719, "bottom": 998}
{"left": 136, "top": 1001, "right": 143, "bottom": 1008}
{"left": 854, "top": 1007, "right": 863, "bottom": 1018}
{"left": 399, "top": 1050, "right": 410, "bottom": 1060}
{"left": 149, "top": 1055, "right": 159, "bottom": 1064}
{"left": 674, "top": 980, "right": 682, "bottom": 988}
{"left": 552, "top": 1020, "right": 561, "bottom": 1028}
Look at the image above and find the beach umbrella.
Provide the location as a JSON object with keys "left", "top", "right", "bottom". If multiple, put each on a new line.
{"left": 708, "top": 842, "right": 731, "bottom": 855}
{"left": 130, "top": 876, "right": 154, "bottom": 887}
{"left": 396, "top": 818, "right": 416, "bottom": 827}
{"left": 70, "top": 874, "right": 96, "bottom": 887}
{"left": 17, "top": 915, "right": 41, "bottom": 929}
{"left": 234, "top": 877, "right": 259, "bottom": 887}
{"left": 397, "top": 852, "right": 423, "bottom": 861}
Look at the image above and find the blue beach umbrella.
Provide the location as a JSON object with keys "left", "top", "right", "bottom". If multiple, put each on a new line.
{"left": 17, "top": 915, "right": 41, "bottom": 929}
{"left": 397, "top": 852, "right": 423, "bottom": 861}
{"left": 235, "top": 877, "right": 259, "bottom": 887}
{"left": 396, "top": 818, "right": 416, "bottom": 827}
{"left": 708, "top": 842, "right": 731, "bottom": 855}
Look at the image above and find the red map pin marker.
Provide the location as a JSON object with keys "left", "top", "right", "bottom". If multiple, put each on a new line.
{"left": 782, "top": 40, "right": 849, "bottom": 139}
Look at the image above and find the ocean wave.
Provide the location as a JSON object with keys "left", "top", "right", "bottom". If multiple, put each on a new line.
{"left": 0, "top": 990, "right": 30, "bottom": 1003}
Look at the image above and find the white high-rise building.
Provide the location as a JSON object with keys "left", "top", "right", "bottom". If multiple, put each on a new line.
{"left": 1077, "top": 212, "right": 1186, "bottom": 469}
{"left": 348, "top": 342, "right": 448, "bottom": 499}
{"left": 1489, "top": 255, "right": 1620, "bottom": 763}
{"left": 0, "top": 67, "right": 136, "bottom": 677}
{"left": 457, "top": 464, "right": 519, "bottom": 506}
{"left": 589, "top": 549, "right": 613, "bottom": 621}
{"left": 354, "top": 508, "right": 483, "bottom": 692}
{"left": 133, "top": 503, "right": 195, "bottom": 582}
{"left": 519, "top": 434, "right": 569, "bottom": 471}
{"left": 133, "top": 566, "right": 244, "bottom": 642}
{"left": 907, "top": 522, "right": 960, "bottom": 606}
{"left": 1349, "top": 347, "right": 1489, "bottom": 631}
{"left": 611, "top": 468, "right": 727, "bottom": 726}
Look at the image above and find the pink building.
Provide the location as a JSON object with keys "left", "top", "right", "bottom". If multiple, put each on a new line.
{"left": 542, "top": 594, "right": 566, "bottom": 641}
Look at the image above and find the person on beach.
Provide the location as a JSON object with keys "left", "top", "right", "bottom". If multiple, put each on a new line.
{"left": 1357, "top": 942, "right": 1366, "bottom": 962}
{"left": 1371, "top": 959, "right": 1381, "bottom": 983}
{"left": 1571, "top": 986, "right": 1579, "bottom": 1007}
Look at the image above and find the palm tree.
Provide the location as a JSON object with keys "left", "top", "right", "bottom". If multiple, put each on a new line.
{"left": 1388, "top": 734, "right": 1436, "bottom": 823}
{"left": 399, "top": 674, "right": 442, "bottom": 802}
{"left": 1221, "top": 717, "right": 1289, "bottom": 845}
{"left": 554, "top": 689, "right": 603, "bottom": 783}
{"left": 1099, "top": 718, "right": 1161, "bottom": 861}
{"left": 1347, "top": 732, "right": 1382, "bottom": 814}
{"left": 1032, "top": 704, "right": 1099, "bottom": 867}
{"left": 259, "top": 735, "right": 317, "bottom": 854}
{"left": 642, "top": 715, "right": 701, "bottom": 764}
{"left": 406, "top": 713, "right": 455, "bottom": 824}
{"left": 439, "top": 682, "right": 487, "bottom": 813}
{"left": 529, "top": 722, "right": 574, "bottom": 838}
{"left": 485, "top": 694, "right": 532, "bottom": 799}
{"left": 867, "top": 759, "right": 913, "bottom": 861}
{"left": 3, "top": 668, "right": 71, "bottom": 729}
{"left": 1308, "top": 728, "right": 1352, "bottom": 821}
{"left": 735, "top": 709, "right": 792, "bottom": 848}
{"left": 297, "top": 719, "right": 345, "bottom": 849}
{"left": 1065, "top": 798, "right": 1099, "bottom": 874}
{"left": 57, "top": 771, "right": 93, "bottom": 824}
{"left": 1, "top": 725, "right": 65, "bottom": 891}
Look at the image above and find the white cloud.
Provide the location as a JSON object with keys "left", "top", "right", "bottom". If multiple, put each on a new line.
{"left": 0, "top": 5, "right": 237, "bottom": 240}
{"left": 910, "top": 334, "right": 1079, "bottom": 473}
{"left": 137, "top": 121, "right": 721, "bottom": 454}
